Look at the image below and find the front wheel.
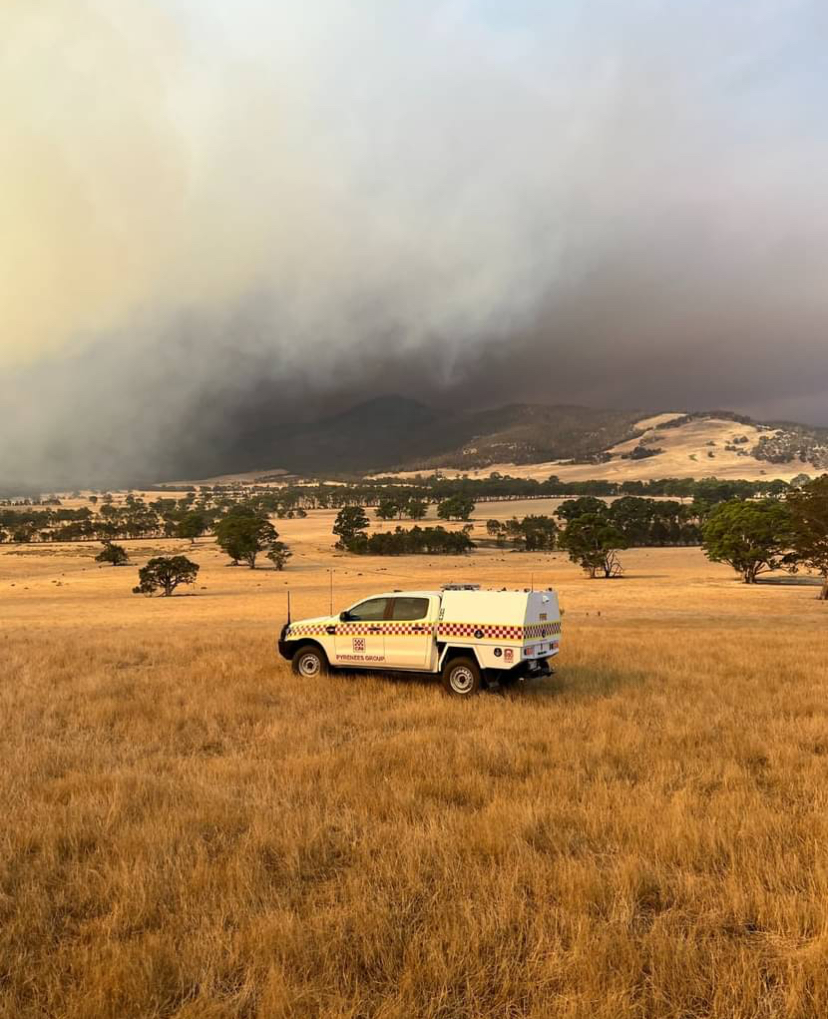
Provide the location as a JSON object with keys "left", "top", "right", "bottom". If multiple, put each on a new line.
{"left": 291, "top": 644, "right": 329, "bottom": 678}
{"left": 441, "top": 656, "right": 481, "bottom": 697}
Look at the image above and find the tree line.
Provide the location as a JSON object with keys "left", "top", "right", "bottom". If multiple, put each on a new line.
{"left": 500, "top": 485, "right": 828, "bottom": 593}
{"left": 545, "top": 483, "right": 828, "bottom": 595}
{"left": 1, "top": 474, "right": 809, "bottom": 545}
{"left": 75, "top": 476, "right": 828, "bottom": 598}
{"left": 0, "top": 491, "right": 307, "bottom": 545}
{"left": 333, "top": 506, "right": 472, "bottom": 555}
{"left": 331, "top": 478, "right": 828, "bottom": 598}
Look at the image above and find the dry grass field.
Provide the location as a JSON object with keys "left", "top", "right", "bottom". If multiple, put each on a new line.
{"left": 3, "top": 507, "right": 828, "bottom": 1018}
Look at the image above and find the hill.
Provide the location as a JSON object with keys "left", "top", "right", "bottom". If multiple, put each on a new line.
{"left": 406, "top": 403, "right": 644, "bottom": 470}
{"left": 391, "top": 411, "right": 828, "bottom": 484}
{"left": 205, "top": 398, "right": 643, "bottom": 479}
{"left": 166, "top": 398, "right": 828, "bottom": 486}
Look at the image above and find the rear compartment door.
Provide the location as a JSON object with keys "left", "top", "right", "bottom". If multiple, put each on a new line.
{"left": 386, "top": 596, "right": 435, "bottom": 669}
{"left": 523, "top": 592, "right": 562, "bottom": 659}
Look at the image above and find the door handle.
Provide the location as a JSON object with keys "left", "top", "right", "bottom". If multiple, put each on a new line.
{"left": 368, "top": 626, "right": 381, "bottom": 632}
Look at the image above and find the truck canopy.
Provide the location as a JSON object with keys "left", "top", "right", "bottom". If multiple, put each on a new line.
{"left": 438, "top": 589, "right": 560, "bottom": 646}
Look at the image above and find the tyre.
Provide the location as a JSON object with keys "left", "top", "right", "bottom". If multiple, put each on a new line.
{"left": 441, "top": 656, "right": 481, "bottom": 697}
{"left": 291, "top": 644, "right": 329, "bottom": 678}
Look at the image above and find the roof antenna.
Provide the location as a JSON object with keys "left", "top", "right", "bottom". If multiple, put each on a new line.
{"left": 329, "top": 569, "right": 334, "bottom": 615}
{"left": 287, "top": 589, "right": 292, "bottom": 625}
{"left": 530, "top": 571, "right": 534, "bottom": 592}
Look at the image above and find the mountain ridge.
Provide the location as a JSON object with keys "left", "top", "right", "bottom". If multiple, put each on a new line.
{"left": 205, "top": 396, "right": 828, "bottom": 481}
{"left": 228, "top": 397, "right": 644, "bottom": 476}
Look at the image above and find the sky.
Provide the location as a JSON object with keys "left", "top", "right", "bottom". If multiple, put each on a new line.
{"left": 2, "top": 0, "right": 827, "bottom": 486}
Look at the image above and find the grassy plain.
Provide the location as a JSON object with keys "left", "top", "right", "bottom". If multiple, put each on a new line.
{"left": 2, "top": 506, "right": 828, "bottom": 1018}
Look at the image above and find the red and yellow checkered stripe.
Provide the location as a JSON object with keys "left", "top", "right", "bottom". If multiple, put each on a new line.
{"left": 287, "top": 620, "right": 561, "bottom": 641}
{"left": 286, "top": 622, "right": 431, "bottom": 638}
{"left": 437, "top": 620, "right": 560, "bottom": 641}
{"left": 336, "top": 622, "right": 429, "bottom": 636}
{"left": 524, "top": 621, "right": 562, "bottom": 639}
{"left": 285, "top": 623, "right": 329, "bottom": 637}
{"left": 438, "top": 621, "right": 522, "bottom": 640}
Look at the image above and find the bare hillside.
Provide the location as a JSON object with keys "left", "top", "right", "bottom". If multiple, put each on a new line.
{"left": 386, "top": 413, "right": 823, "bottom": 483}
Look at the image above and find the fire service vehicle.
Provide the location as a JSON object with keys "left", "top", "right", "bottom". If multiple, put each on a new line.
{"left": 278, "top": 584, "right": 561, "bottom": 696}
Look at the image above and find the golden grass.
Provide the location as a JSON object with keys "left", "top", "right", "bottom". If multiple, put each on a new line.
{"left": 2, "top": 513, "right": 828, "bottom": 1018}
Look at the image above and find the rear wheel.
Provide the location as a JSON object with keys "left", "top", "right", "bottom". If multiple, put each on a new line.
{"left": 291, "top": 644, "right": 329, "bottom": 678}
{"left": 441, "top": 656, "right": 481, "bottom": 697}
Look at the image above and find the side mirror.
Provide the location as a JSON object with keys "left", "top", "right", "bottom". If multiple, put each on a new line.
{"left": 339, "top": 611, "right": 350, "bottom": 621}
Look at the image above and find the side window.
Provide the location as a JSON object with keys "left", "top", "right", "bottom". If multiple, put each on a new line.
{"left": 391, "top": 597, "right": 430, "bottom": 621}
{"left": 346, "top": 597, "right": 391, "bottom": 621}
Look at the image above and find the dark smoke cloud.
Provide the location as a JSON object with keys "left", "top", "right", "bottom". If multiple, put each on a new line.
{"left": 3, "top": 0, "right": 828, "bottom": 488}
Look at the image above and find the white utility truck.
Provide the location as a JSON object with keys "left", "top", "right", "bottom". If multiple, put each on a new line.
{"left": 278, "top": 584, "right": 561, "bottom": 696}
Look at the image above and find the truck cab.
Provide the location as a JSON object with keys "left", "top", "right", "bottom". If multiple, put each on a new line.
{"left": 278, "top": 585, "right": 561, "bottom": 696}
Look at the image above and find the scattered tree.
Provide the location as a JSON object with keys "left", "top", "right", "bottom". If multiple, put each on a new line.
{"left": 375, "top": 499, "right": 398, "bottom": 520}
{"left": 519, "top": 514, "right": 558, "bottom": 551}
{"left": 266, "top": 540, "right": 292, "bottom": 571}
{"left": 555, "top": 497, "right": 608, "bottom": 522}
{"left": 407, "top": 498, "right": 428, "bottom": 520}
{"left": 788, "top": 476, "right": 828, "bottom": 600}
{"left": 216, "top": 512, "right": 278, "bottom": 568}
{"left": 375, "top": 496, "right": 428, "bottom": 520}
{"left": 333, "top": 505, "right": 369, "bottom": 549}
{"left": 132, "top": 556, "right": 199, "bottom": 597}
{"left": 560, "top": 513, "right": 626, "bottom": 578}
{"left": 177, "top": 510, "right": 207, "bottom": 544}
{"left": 436, "top": 495, "right": 475, "bottom": 521}
{"left": 95, "top": 541, "right": 129, "bottom": 566}
{"left": 701, "top": 499, "right": 793, "bottom": 583}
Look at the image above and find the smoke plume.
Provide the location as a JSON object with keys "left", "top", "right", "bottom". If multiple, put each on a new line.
{"left": 2, "top": 0, "right": 827, "bottom": 487}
